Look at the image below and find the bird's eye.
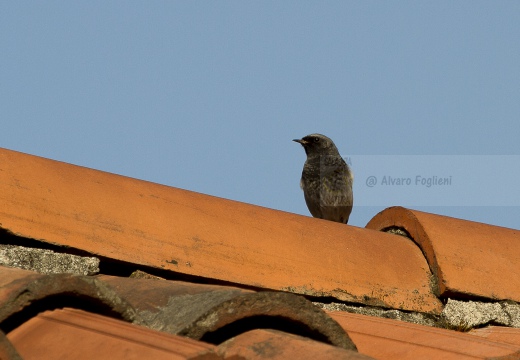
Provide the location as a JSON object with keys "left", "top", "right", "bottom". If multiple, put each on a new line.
{"left": 314, "top": 137, "right": 320, "bottom": 142}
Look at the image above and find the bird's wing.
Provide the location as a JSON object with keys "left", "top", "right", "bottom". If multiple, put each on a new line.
{"left": 320, "top": 163, "right": 353, "bottom": 208}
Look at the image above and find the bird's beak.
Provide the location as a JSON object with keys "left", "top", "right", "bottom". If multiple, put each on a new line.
{"left": 293, "top": 138, "right": 307, "bottom": 145}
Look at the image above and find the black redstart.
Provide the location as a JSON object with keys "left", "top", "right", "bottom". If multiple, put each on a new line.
{"left": 293, "top": 133, "right": 353, "bottom": 224}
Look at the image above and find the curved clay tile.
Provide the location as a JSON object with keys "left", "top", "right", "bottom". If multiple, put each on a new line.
{"left": 366, "top": 206, "right": 520, "bottom": 302}
{"left": 328, "top": 311, "right": 520, "bottom": 360}
{"left": 468, "top": 326, "right": 520, "bottom": 347}
{"left": 0, "top": 148, "right": 441, "bottom": 313}
{"left": 8, "top": 308, "right": 220, "bottom": 360}
{"left": 97, "top": 275, "right": 356, "bottom": 350}
{"left": 217, "top": 329, "right": 374, "bottom": 360}
{"left": 0, "top": 267, "right": 138, "bottom": 333}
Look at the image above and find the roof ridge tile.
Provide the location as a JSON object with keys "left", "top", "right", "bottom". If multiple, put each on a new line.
{"left": 366, "top": 206, "right": 520, "bottom": 302}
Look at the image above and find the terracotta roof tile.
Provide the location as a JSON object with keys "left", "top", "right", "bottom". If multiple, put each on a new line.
{"left": 328, "top": 311, "right": 520, "bottom": 360}
{"left": 0, "top": 147, "right": 442, "bottom": 313}
{"left": 366, "top": 206, "right": 520, "bottom": 302}
{"left": 0, "top": 329, "right": 22, "bottom": 360}
{"left": 0, "top": 267, "right": 139, "bottom": 336}
{"left": 7, "top": 308, "right": 220, "bottom": 360}
{"left": 217, "top": 329, "right": 374, "bottom": 360}
{"left": 0, "top": 266, "right": 357, "bottom": 351}
{"left": 97, "top": 275, "right": 356, "bottom": 349}
{"left": 2, "top": 147, "right": 520, "bottom": 360}
{"left": 469, "top": 326, "right": 520, "bottom": 347}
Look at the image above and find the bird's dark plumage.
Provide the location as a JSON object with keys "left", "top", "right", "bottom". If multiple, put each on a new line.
{"left": 293, "top": 133, "right": 353, "bottom": 224}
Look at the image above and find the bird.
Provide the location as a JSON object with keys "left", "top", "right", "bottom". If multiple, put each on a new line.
{"left": 293, "top": 133, "right": 353, "bottom": 224}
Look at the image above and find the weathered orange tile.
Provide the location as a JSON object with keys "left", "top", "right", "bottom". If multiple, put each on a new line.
{"left": 0, "top": 148, "right": 441, "bottom": 313}
{"left": 97, "top": 275, "right": 355, "bottom": 350}
{"left": 7, "top": 308, "right": 220, "bottom": 360}
{"left": 366, "top": 206, "right": 520, "bottom": 302}
{"left": 0, "top": 266, "right": 42, "bottom": 301}
{"left": 217, "top": 329, "right": 374, "bottom": 360}
{"left": 328, "top": 311, "right": 520, "bottom": 360}
{"left": 469, "top": 326, "right": 520, "bottom": 347}
{"left": 96, "top": 274, "right": 252, "bottom": 311}
{"left": 0, "top": 267, "right": 355, "bottom": 350}
{"left": 0, "top": 266, "right": 136, "bottom": 332}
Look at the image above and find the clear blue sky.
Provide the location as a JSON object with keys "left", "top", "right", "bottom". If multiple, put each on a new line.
{"left": 2, "top": 2, "right": 519, "bottom": 229}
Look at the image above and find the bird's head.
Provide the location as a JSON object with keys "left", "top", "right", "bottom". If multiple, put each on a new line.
{"left": 293, "top": 133, "right": 340, "bottom": 157}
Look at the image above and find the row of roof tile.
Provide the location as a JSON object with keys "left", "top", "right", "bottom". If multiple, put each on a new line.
{"left": 4, "top": 148, "right": 519, "bottom": 311}
{"left": 1, "top": 266, "right": 519, "bottom": 360}
{"left": 1, "top": 147, "right": 520, "bottom": 359}
{"left": 6, "top": 307, "right": 376, "bottom": 360}
{"left": 0, "top": 267, "right": 353, "bottom": 349}
{"left": 1, "top": 147, "right": 444, "bottom": 312}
